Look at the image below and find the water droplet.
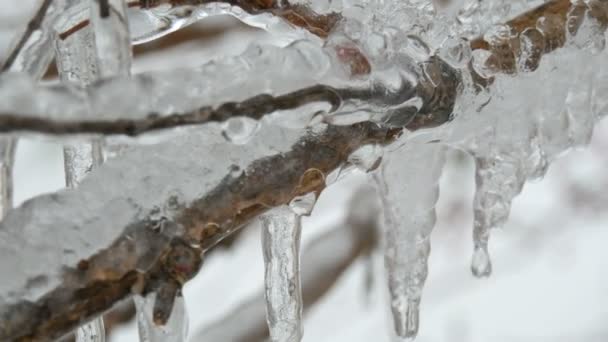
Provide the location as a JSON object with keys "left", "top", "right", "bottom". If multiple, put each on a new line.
{"left": 229, "top": 164, "right": 243, "bottom": 178}
{"left": 437, "top": 37, "right": 472, "bottom": 69}
{"left": 289, "top": 192, "right": 317, "bottom": 216}
{"left": 348, "top": 144, "right": 383, "bottom": 172}
{"left": 471, "top": 245, "right": 492, "bottom": 278}
{"left": 221, "top": 117, "right": 259, "bottom": 144}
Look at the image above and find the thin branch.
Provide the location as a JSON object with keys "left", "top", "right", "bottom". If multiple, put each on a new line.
{"left": 0, "top": 83, "right": 419, "bottom": 136}
{"left": 0, "top": 53, "right": 457, "bottom": 136}
{"left": 1, "top": 0, "right": 54, "bottom": 72}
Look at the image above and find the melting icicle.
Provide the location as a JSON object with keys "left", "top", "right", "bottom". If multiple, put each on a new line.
{"left": 469, "top": 150, "right": 525, "bottom": 278}
{"left": 76, "top": 318, "right": 106, "bottom": 342}
{"left": 135, "top": 292, "right": 189, "bottom": 342}
{"left": 260, "top": 194, "right": 316, "bottom": 342}
{"left": 373, "top": 142, "right": 445, "bottom": 341}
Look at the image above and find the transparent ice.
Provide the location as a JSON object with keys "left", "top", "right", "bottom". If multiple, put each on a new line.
{"left": 0, "top": 0, "right": 607, "bottom": 341}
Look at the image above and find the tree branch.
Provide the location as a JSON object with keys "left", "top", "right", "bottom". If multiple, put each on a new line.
{"left": 0, "top": 121, "right": 399, "bottom": 342}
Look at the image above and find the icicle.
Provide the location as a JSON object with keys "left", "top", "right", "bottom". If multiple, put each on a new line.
{"left": 89, "top": 0, "right": 132, "bottom": 78}
{"left": 260, "top": 193, "right": 316, "bottom": 342}
{"left": 76, "top": 318, "right": 105, "bottom": 342}
{"left": 0, "top": 138, "right": 15, "bottom": 219}
{"left": 54, "top": 3, "right": 99, "bottom": 87}
{"left": 135, "top": 291, "right": 189, "bottom": 342}
{"left": 54, "top": 3, "right": 106, "bottom": 340}
{"left": 469, "top": 149, "right": 525, "bottom": 278}
{"left": 373, "top": 142, "right": 445, "bottom": 341}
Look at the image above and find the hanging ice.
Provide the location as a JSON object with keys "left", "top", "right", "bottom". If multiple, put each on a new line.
{"left": 89, "top": 0, "right": 132, "bottom": 78}
{"left": 76, "top": 318, "right": 106, "bottom": 342}
{"left": 260, "top": 194, "right": 316, "bottom": 342}
{"left": 135, "top": 292, "right": 189, "bottom": 342}
{"left": 373, "top": 141, "right": 445, "bottom": 340}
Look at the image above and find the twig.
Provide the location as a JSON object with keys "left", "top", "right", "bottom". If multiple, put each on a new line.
{"left": 0, "top": 54, "right": 457, "bottom": 136}
{"left": 1, "top": 0, "right": 54, "bottom": 72}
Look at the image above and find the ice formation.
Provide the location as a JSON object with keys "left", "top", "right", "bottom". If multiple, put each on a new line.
{"left": 135, "top": 292, "right": 189, "bottom": 342}
{"left": 0, "top": 0, "right": 607, "bottom": 341}
{"left": 373, "top": 142, "right": 445, "bottom": 339}
{"left": 260, "top": 194, "right": 316, "bottom": 342}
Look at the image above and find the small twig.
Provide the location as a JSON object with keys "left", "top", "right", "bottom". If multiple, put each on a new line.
{"left": 1, "top": 0, "right": 54, "bottom": 72}
{"left": 0, "top": 55, "right": 457, "bottom": 136}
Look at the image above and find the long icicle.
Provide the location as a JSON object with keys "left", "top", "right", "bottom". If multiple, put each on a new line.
{"left": 373, "top": 142, "right": 445, "bottom": 341}
{"left": 260, "top": 193, "right": 316, "bottom": 342}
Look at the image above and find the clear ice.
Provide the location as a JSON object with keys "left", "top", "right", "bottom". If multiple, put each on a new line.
{"left": 260, "top": 195, "right": 316, "bottom": 342}
{"left": 373, "top": 141, "right": 445, "bottom": 340}
{"left": 135, "top": 293, "right": 189, "bottom": 342}
{"left": 0, "top": 0, "right": 607, "bottom": 341}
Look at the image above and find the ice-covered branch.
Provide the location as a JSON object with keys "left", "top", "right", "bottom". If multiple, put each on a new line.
{"left": 0, "top": 1, "right": 607, "bottom": 341}
{"left": 0, "top": 38, "right": 456, "bottom": 136}
{"left": 0, "top": 120, "right": 399, "bottom": 341}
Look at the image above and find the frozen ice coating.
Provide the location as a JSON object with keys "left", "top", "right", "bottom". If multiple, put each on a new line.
{"left": 0, "top": 121, "right": 303, "bottom": 308}
{"left": 261, "top": 205, "right": 308, "bottom": 342}
{"left": 1, "top": 0, "right": 608, "bottom": 340}
{"left": 66, "top": 1, "right": 132, "bottom": 340}
{"left": 373, "top": 142, "right": 445, "bottom": 340}
{"left": 135, "top": 293, "right": 189, "bottom": 342}
{"left": 445, "top": 47, "right": 608, "bottom": 277}
{"left": 127, "top": 1, "right": 319, "bottom": 44}
{"left": 90, "top": 0, "right": 132, "bottom": 78}
{"left": 0, "top": 40, "right": 336, "bottom": 123}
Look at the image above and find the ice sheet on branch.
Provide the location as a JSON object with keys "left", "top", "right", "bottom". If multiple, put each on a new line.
{"left": 0, "top": 40, "right": 334, "bottom": 122}
{"left": 0, "top": 121, "right": 303, "bottom": 309}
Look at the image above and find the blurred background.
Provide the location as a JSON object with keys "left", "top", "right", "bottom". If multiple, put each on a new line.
{"left": 2, "top": 1, "right": 608, "bottom": 341}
